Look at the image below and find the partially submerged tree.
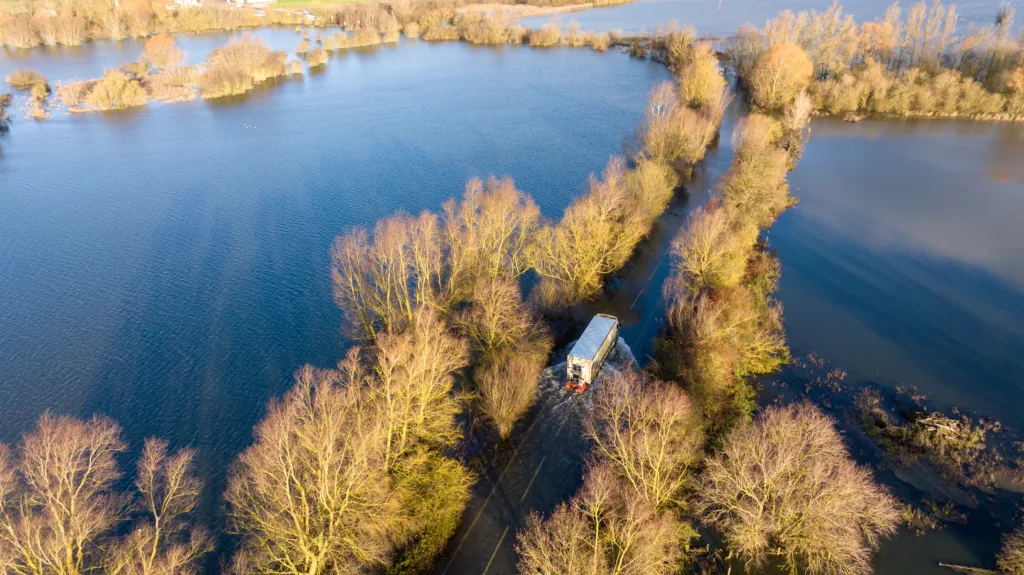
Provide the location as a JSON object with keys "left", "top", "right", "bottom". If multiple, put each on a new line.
{"left": 107, "top": 440, "right": 211, "bottom": 575}
{"left": 999, "top": 521, "right": 1024, "bottom": 575}
{"left": 227, "top": 313, "right": 472, "bottom": 575}
{"left": 697, "top": 403, "right": 900, "bottom": 575}
{"left": 142, "top": 34, "right": 181, "bottom": 70}
{"left": 226, "top": 364, "right": 395, "bottom": 574}
{"left": 585, "top": 371, "right": 703, "bottom": 510}
{"left": 530, "top": 157, "right": 677, "bottom": 308}
{"left": 332, "top": 177, "right": 539, "bottom": 340}
{"left": 517, "top": 464, "right": 682, "bottom": 575}
{"left": 748, "top": 42, "right": 814, "bottom": 110}
{"left": 0, "top": 414, "right": 208, "bottom": 575}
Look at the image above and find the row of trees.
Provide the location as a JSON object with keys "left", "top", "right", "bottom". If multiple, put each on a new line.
{"left": 0, "top": 315, "right": 472, "bottom": 575}
{"left": 655, "top": 109, "right": 802, "bottom": 433}
{"left": 728, "top": 2, "right": 1024, "bottom": 118}
{"left": 331, "top": 175, "right": 553, "bottom": 440}
{"left": 0, "top": 414, "right": 210, "bottom": 575}
{"left": 331, "top": 38, "right": 726, "bottom": 437}
{"left": 20, "top": 35, "right": 300, "bottom": 114}
{"left": 514, "top": 372, "right": 903, "bottom": 575}
{"left": 517, "top": 75, "right": 907, "bottom": 575}
{"left": 228, "top": 313, "right": 474, "bottom": 574}
{"left": 0, "top": 0, "right": 632, "bottom": 50}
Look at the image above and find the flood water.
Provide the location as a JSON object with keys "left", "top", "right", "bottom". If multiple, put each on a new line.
{"left": 519, "top": 0, "right": 1014, "bottom": 37}
{"left": 771, "top": 119, "right": 1024, "bottom": 574}
{"left": 3, "top": 14, "right": 1024, "bottom": 575}
{"left": 0, "top": 33, "right": 671, "bottom": 527}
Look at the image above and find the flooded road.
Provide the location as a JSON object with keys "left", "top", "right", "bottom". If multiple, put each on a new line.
{"left": 431, "top": 98, "right": 743, "bottom": 574}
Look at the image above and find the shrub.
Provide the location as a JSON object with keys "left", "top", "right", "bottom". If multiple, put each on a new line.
{"left": 350, "top": 27, "right": 382, "bottom": 47}
{"left": 56, "top": 80, "right": 88, "bottom": 108}
{"left": 748, "top": 42, "right": 813, "bottom": 110}
{"left": 402, "top": 22, "right": 420, "bottom": 38}
{"left": 0, "top": 14, "right": 38, "bottom": 49}
{"left": 148, "top": 66, "right": 199, "bottom": 101}
{"left": 461, "top": 15, "right": 508, "bottom": 45}
{"left": 421, "top": 24, "right": 460, "bottom": 42}
{"left": 34, "top": 13, "right": 87, "bottom": 46}
{"left": 679, "top": 42, "right": 727, "bottom": 113}
{"left": 287, "top": 59, "right": 303, "bottom": 75}
{"left": 999, "top": 522, "right": 1024, "bottom": 575}
{"left": 527, "top": 24, "right": 561, "bottom": 47}
{"left": 698, "top": 403, "right": 900, "bottom": 575}
{"left": 475, "top": 349, "right": 547, "bottom": 440}
{"left": 563, "top": 20, "right": 584, "bottom": 47}
{"left": 589, "top": 31, "right": 610, "bottom": 51}
{"left": 199, "top": 67, "right": 253, "bottom": 99}
{"left": 200, "top": 37, "right": 287, "bottom": 99}
{"left": 295, "top": 38, "right": 311, "bottom": 54}
{"left": 84, "top": 69, "right": 148, "bottom": 111}
{"left": 143, "top": 33, "right": 181, "bottom": 69}
{"left": 305, "top": 47, "right": 328, "bottom": 67}
{"left": 5, "top": 69, "right": 47, "bottom": 92}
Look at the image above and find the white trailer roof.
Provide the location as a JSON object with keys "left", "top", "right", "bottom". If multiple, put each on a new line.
{"left": 568, "top": 315, "right": 618, "bottom": 362}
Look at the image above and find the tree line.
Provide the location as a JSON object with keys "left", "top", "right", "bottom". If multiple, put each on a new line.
{"left": 514, "top": 63, "right": 905, "bottom": 575}
{"left": 0, "top": 0, "right": 631, "bottom": 50}
{"left": 728, "top": 1, "right": 1024, "bottom": 119}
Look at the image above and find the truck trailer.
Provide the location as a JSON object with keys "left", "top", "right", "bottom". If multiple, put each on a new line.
{"left": 565, "top": 314, "right": 619, "bottom": 393}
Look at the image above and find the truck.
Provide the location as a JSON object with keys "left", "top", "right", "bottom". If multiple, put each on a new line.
{"left": 565, "top": 314, "right": 619, "bottom": 393}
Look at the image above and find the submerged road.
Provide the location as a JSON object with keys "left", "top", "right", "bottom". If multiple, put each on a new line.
{"left": 432, "top": 98, "right": 741, "bottom": 575}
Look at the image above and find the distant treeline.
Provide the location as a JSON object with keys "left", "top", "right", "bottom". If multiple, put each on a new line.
{"left": 0, "top": 0, "right": 631, "bottom": 49}
{"left": 2, "top": 14, "right": 635, "bottom": 118}
{"left": 728, "top": 1, "right": 1024, "bottom": 119}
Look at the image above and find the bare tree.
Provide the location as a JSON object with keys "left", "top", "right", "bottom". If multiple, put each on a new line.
{"left": 456, "top": 276, "right": 537, "bottom": 359}
{"left": 697, "top": 403, "right": 900, "bottom": 575}
{"left": 475, "top": 348, "right": 548, "bottom": 440}
{"left": 641, "top": 82, "right": 717, "bottom": 166}
{"left": 719, "top": 115, "right": 791, "bottom": 229}
{"left": 679, "top": 41, "right": 728, "bottom": 117}
{"left": 748, "top": 42, "right": 814, "bottom": 110}
{"left": 516, "top": 463, "right": 682, "bottom": 575}
{"left": 999, "top": 521, "right": 1024, "bottom": 575}
{"left": 333, "top": 177, "right": 539, "bottom": 340}
{"left": 665, "top": 204, "right": 748, "bottom": 294}
{"left": 0, "top": 413, "right": 126, "bottom": 575}
{"left": 0, "top": 414, "right": 209, "bottom": 575}
{"left": 585, "top": 372, "right": 703, "bottom": 510}
{"left": 368, "top": 311, "right": 469, "bottom": 468}
{"left": 530, "top": 157, "right": 676, "bottom": 308}
{"left": 142, "top": 34, "right": 180, "bottom": 69}
{"left": 444, "top": 176, "right": 540, "bottom": 282}
{"left": 106, "top": 440, "right": 211, "bottom": 575}
{"left": 226, "top": 359, "right": 395, "bottom": 575}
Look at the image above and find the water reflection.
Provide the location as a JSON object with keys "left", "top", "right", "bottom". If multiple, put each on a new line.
{"left": 0, "top": 40, "right": 671, "bottom": 529}
{"left": 773, "top": 119, "right": 1024, "bottom": 430}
